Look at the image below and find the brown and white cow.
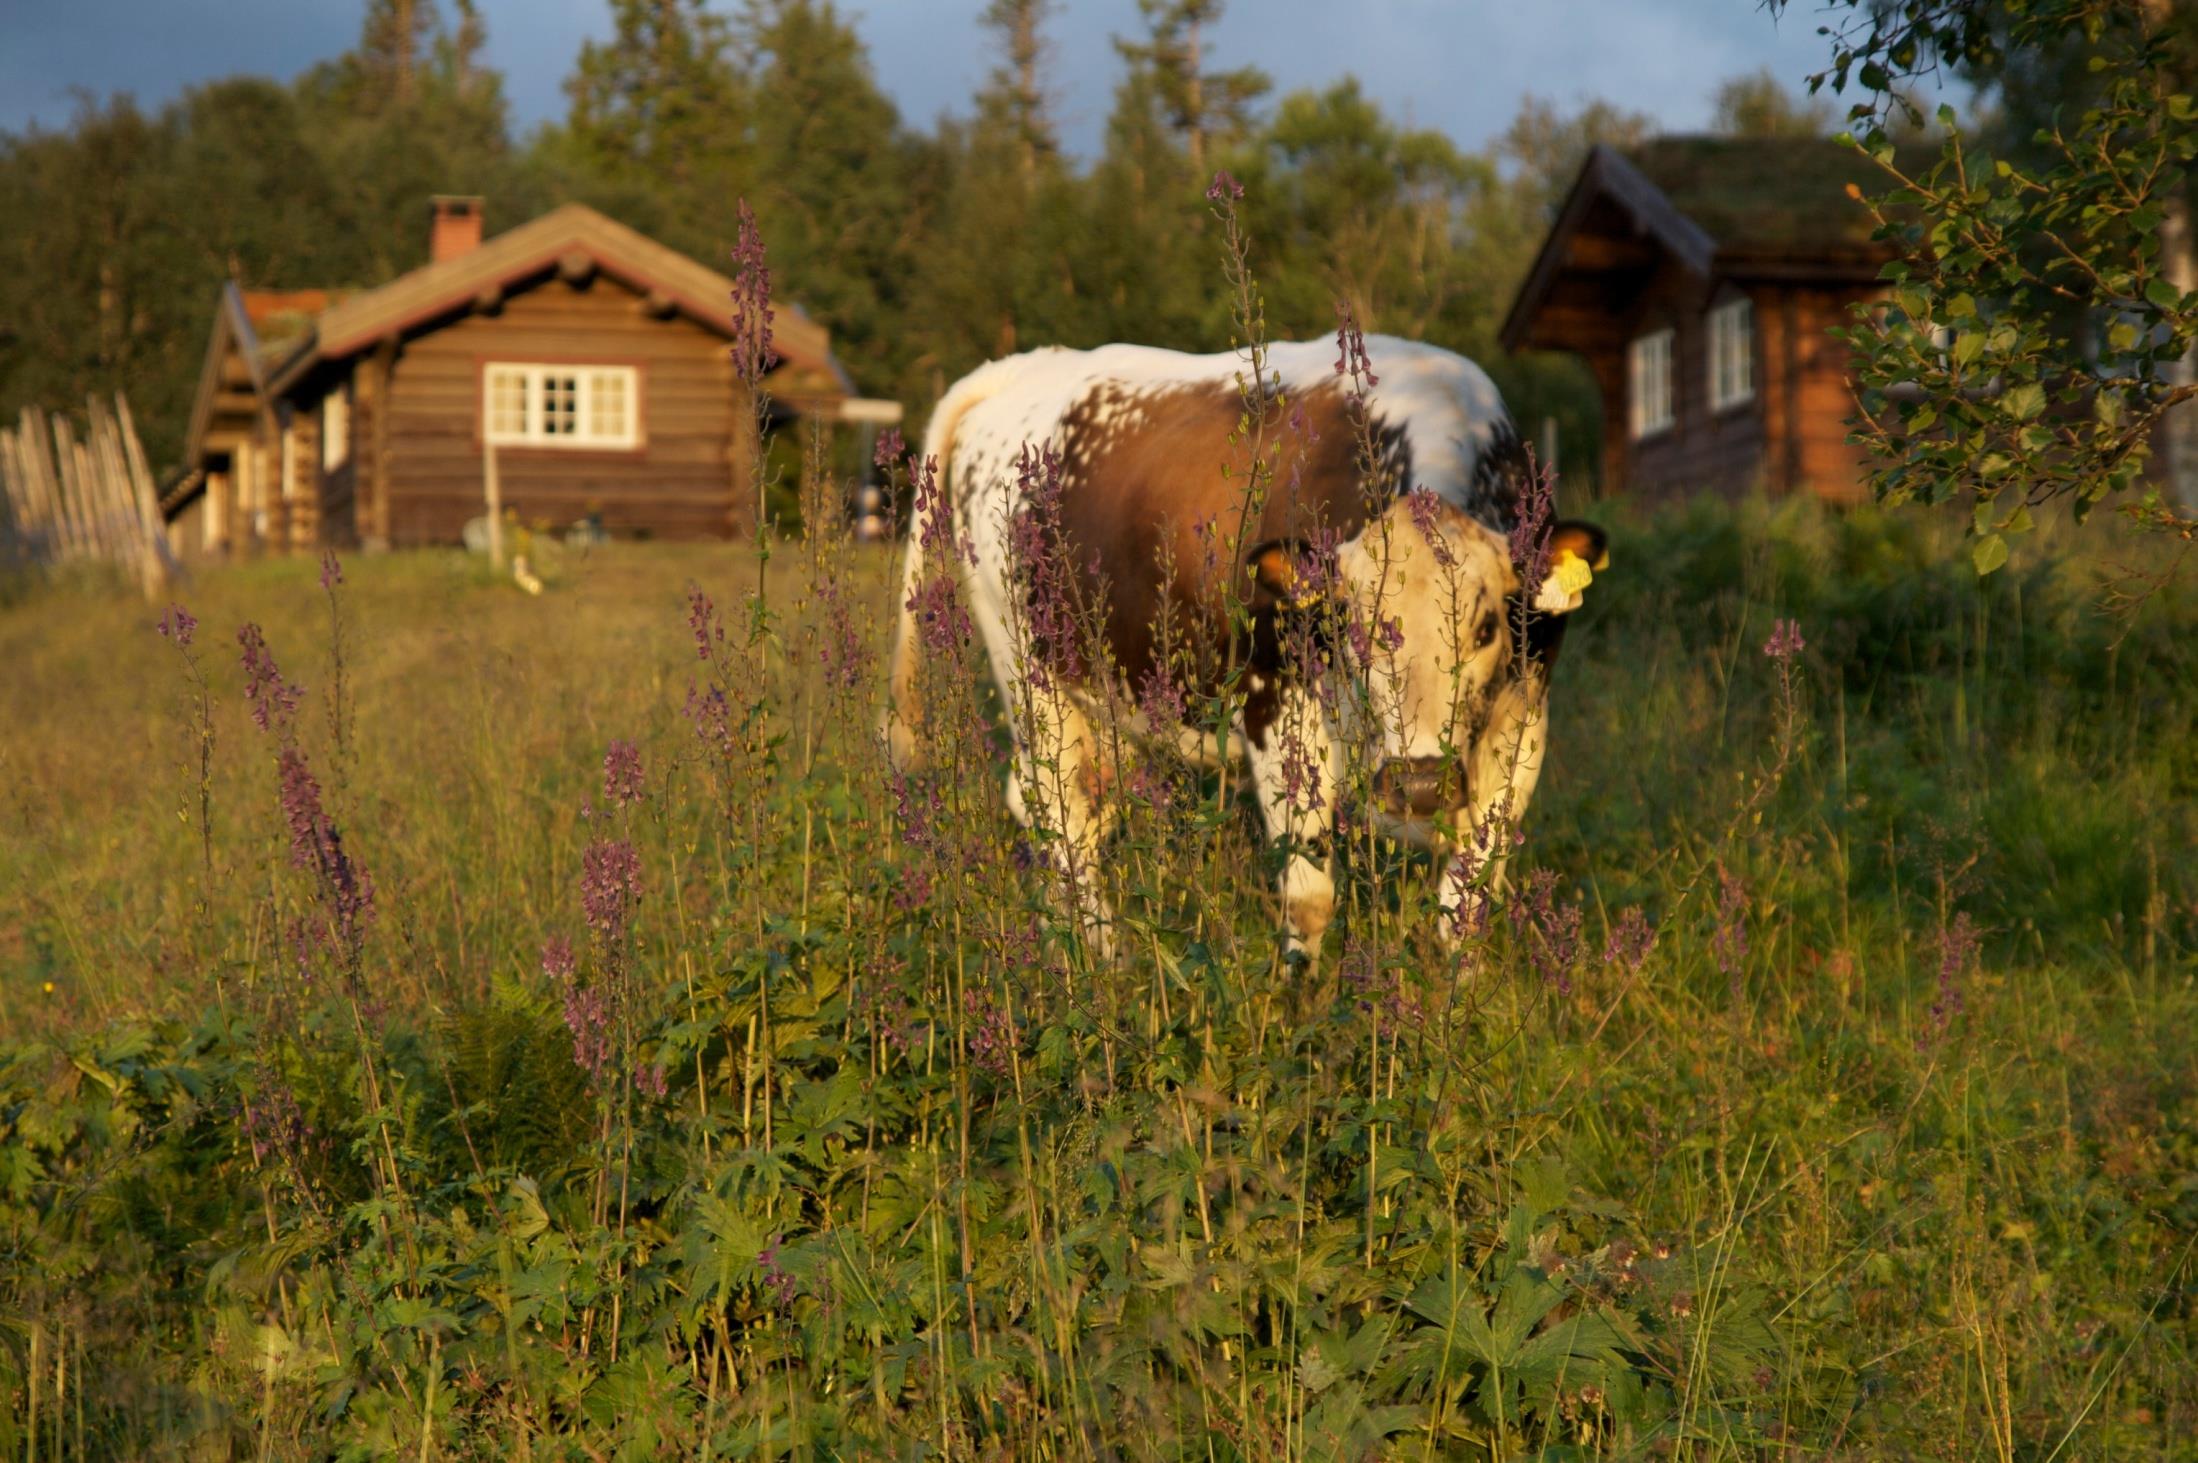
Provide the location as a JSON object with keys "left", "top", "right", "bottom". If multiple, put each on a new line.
{"left": 885, "top": 337, "right": 1605, "bottom": 955}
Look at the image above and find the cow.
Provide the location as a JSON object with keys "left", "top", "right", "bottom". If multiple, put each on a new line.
{"left": 884, "top": 336, "right": 1606, "bottom": 957}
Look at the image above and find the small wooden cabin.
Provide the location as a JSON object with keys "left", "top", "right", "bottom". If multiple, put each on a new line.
{"left": 1502, "top": 137, "right": 1899, "bottom": 503}
{"left": 163, "top": 198, "right": 891, "bottom": 554}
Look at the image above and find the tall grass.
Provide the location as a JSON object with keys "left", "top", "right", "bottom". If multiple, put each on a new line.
{"left": 2, "top": 462, "right": 2194, "bottom": 1457}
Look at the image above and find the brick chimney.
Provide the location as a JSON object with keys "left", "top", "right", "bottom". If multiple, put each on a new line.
{"left": 429, "top": 195, "right": 485, "bottom": 263}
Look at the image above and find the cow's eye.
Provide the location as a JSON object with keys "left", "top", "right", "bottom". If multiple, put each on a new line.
{"left": 1474, "top": 611, "right": 1499, "bottom": 649}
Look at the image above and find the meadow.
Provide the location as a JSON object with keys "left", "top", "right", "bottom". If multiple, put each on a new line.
{"left": 2, "top": 487, "right": 2195, "bottom": 1458}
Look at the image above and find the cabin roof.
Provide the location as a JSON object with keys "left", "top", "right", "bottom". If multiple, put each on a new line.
{"left": 1625, "top": 136, "right": 1897, "bottom": 260}
{"left": 288, "top": 203, "right": 842, "bottom": 388}
{"left": 180, "top": 283, "right": 268, "bottom": 475}
{"left": 1500, "top": 136, "right": 1910, "bottom": 355}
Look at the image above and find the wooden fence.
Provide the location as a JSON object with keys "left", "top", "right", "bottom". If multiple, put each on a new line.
{"left": 0, "top": 396, "right": 176, "bottom": 597}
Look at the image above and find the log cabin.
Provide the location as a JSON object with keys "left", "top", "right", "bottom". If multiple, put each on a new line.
{"left": 1501, "top": 137, "right": 1902, "bottom": 503}
{"left": 162, "top": 197, "right": 893, "bottom": 555}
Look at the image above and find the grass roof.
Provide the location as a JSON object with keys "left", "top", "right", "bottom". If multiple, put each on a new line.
{"left": 1622, "top": 135, "right": 1909, "bottom": 259}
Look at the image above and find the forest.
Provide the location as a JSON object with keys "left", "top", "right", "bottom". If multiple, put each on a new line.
{"left": 0, "top": 0, "right": 1852, "bottom": 485}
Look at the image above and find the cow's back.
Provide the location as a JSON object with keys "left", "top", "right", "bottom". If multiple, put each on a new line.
{"left": 941, "top": 338, "right": 1522, "bottom": 696}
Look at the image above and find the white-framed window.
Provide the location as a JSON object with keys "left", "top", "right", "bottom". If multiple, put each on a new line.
{"left": 1708, "top": 297, "right": 1755, "bottom": 411}
{"left": 483, "top": 363, "right": 640, "bottom": 449}
{"left": 1628, "top": 328, "right": 1675, "bottom": 439}
{"left": 322, "top": 386, "right": 350, "bottom": 471}
{"left": 247, "top": 442, "right": 268, "bottom": 538}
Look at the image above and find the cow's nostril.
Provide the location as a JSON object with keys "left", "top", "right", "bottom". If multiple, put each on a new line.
{"left": 1374, "top": 757, "right": 1469, "bottom": 817}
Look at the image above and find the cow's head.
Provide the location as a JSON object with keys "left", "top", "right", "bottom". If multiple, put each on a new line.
{"left": 1247, "top": 496, "right": 1603, "bottom": 837}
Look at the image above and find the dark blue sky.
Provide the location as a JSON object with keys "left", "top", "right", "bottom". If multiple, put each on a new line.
{"left": 1, "top": 0, "right": 1857, "bottom": 156}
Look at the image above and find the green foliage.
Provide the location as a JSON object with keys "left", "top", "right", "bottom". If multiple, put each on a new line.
{"left": 1777, "top": 0, "right": 2198, "bottom": 550}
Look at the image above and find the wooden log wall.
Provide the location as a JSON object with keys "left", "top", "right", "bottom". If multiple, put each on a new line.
{"left": 382, "top": 276, "right": 750, "bottom": 545}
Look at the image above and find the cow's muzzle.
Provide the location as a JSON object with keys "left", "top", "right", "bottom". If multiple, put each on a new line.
{"left": 1372, "top": 756, "right": 1470, "bottom": 819}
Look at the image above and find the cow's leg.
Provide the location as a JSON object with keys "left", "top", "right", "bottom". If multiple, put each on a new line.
{"left": 1243, "top": 684, "right": 1343, "bottom": 959}
{"left": 1008, "top": 681, "right": 1118, "bottom": 956}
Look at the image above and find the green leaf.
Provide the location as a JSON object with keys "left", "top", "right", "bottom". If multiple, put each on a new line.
{"left": 1972, "top": 533, "right": 2009, "bottom": 575}
{"left": 2146, "top": 275, "right": 2184, "bottom": 313}
{"left": 2002, "top": 382, "right": 2045, "bottom": 421}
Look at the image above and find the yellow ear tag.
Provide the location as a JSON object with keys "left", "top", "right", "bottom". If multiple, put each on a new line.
{"left": 1551, "top": 549, "right": 1594, "bottom": 597}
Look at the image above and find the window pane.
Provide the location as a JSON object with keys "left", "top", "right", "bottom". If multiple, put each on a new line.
{"left": 542, "top": 373, "right": 578, "bottom": 435}
{"left": 588, "top": 369, "right": 629, "bottom": 441}
{"left": 322, "top": 390, "right": 349, "bottom": 469}
{"left": 488, "top": 369, "right": 528, "bottom": 439}
{"left": 1629, "top": 329, "right": 1672, "bottom": 438}
{"left": 1710, "top": 301, "right": 1752, "bottom": 410}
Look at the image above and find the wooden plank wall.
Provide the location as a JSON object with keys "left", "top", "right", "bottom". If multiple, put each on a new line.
{"left": 1614, "top": 260, "right": 1768, "bottom": 502}
{"left": 1787, "top": 286, "right": 1873, "bottom": 504}
{"left": 382, "top": 275, "right": 745, "bottom": 545}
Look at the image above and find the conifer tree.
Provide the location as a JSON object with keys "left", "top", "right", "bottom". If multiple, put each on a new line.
{"left": 562, "top": 0, "right": 746, "bottom": 193}
{"left": 1113, "top": 0, "right": 1269, "bottom": 175}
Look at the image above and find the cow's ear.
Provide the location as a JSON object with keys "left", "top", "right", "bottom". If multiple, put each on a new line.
{"left": 1245, "top": 538, "right": 1324, "bottom": 612}
{"left": 1532, "top": 519, "right": 1609, "bottom": 614}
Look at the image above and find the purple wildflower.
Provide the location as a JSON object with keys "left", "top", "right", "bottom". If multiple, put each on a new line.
{"left": 156, "top": 603, "right": 197, "bottom": 646}
{"left": 1508, "top": 457, "right": 1557, "bottom": 604}
{"left": 1205, "top": 169, "right": 1244, "bottom": 203}
{"left": 1333, "top": 301, "right": 1378, "bottom": 387}
{"left": 580, "top": 838, "right": 642, "bottom": 939}
{"left": 541, "top": 935, "right": 576, "bottom": 983}
{"left": 964, "top": 987, "right": 1016, "bottom": 1077}
{"left": 1508, "top": 868, "right": 1581, "bottom": 995}
{"left": 1406, "top": 488, "right": 1457, "bottom": 569}
{"left": 729, "top": 198, "right": 775, "bottom": 388}
{"left": 874, "top": 427, "right": 905, "bottom": 475}
{"left": 602, "top": 739, "right": 646, "bottom": 809}
{"left": 907, "top": 570, "right": 973, "bottom": 657}
{"left": 237, "top": 624, "right": 303, "bottom": 733}
{"left": 319, "top": 551, "right": 343, "bottom": 590}
{"left": 1009, "top": 441, "right": 1085, "bottom": 687}
{"left": 1444, "top": 838, "right": 1498, "bottom": 944}
{"left": 1139, "top": 659, "right": 1187, "bottom": 730}
{"left": 688, "top": 586, "right": 722, "bottom": 661}
{"left": 561, "top": 981, "right": 613, "bottom": 1080}
{"left": 240, "top": 1083, "right": 308, "bottom": 1167}
{"left": 1278, "top": 728, "right": 1324, "bottom": 816}
{"left": 636, "top": 1062, "right": 669, "bottom": 1100}
{"left": 276, "top": 747, "right": 374, "bottom": 948}
{"left": 817, "top": 573, "right": 868, "bottom": 693}
{"left": 866, "top": 959, "right": 918, "bottom": 1054}
{"left": 1764, "top": 619, "right": 1805, "bottom": 663}
{"left": 888, "top": 767, "right": 951, "bottom": 862}
{"left": 1602, "top": 906, "right": 1657, "bottom": 973}
{"left": 1124, "top": 758, "right": 1177, "bottom": 822}
{"left": 1925, "top": 912, "right": 1977, "bottom": 1043}
{"left": 685, "top": 684, "right": 735, "bottom": 760}
{"left": 756, "top": 1236, "right": 799, "bottom": 1309}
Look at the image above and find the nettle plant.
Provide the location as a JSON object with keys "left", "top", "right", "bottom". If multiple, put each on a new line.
{"left": 1779, "top": 0, "right": 2198, "bottom": 568}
